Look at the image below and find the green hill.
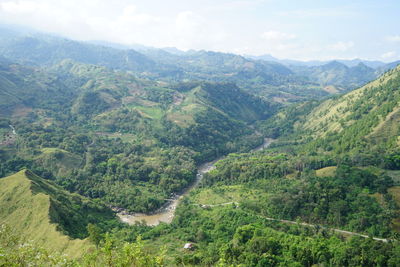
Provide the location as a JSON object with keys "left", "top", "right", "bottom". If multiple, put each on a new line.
{"left": 35, "top": 148, "right": 83, "bottom": 178}
{"left": 0, "top": 61, "right": 72, "bottom": 116}
{"left": 0, "top": 33, "right": 158, "bottom": 73}
{"left": 265, "top": 65, "right": 400, "bottom": 161}
{"left": 300, "top": 65, "right": 400, "bottom": 137}
{"left": 0, "top": 27, "right": 370, "bottom": 103}
{"left": 0, "top": 59, "right": 277, "bottom": 213}
{"left": 290, "top": 61, "right": 378, "bottom": 92}
{"left": 0, "top": 169, "right": 117, "bottom": 258}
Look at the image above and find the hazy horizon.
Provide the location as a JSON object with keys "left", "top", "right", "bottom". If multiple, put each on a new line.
{"left": 0, "top": 0, "right": 399, "bottom": 62}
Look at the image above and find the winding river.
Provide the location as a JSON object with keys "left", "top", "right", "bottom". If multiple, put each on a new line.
{"left": 117, "top": 138, "right": 274, "bottom": 226}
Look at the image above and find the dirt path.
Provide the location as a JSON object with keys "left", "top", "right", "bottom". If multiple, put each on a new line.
{"left": 193, "top": 201, "right": 390, "bottom": 242}
{"left": 9, "top": 125, "right": 16, "bottom": 135}
{"left": 261, "top": 216, "right": 390, "bottom": 242}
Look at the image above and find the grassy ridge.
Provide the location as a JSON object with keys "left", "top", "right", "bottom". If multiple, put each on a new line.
{"left": 301, "top": 65, "right": 400, "bottom": 138}
{"left": 263, "top": 65, "right": 400, "bottom": 165}
{"left": 0, "top": 169, "right": 118, "bottom": 258}
{"left": 0, "top": 170, "right": 90, "bottom": 257}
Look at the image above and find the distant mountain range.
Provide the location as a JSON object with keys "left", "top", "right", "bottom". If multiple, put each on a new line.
{"left": 1, "top": 23, "right": 400, "bottom": 266}
{"left": 246, "top": 54, "right": 389, "bottom": 68}
{"left": 0, "top": 24, "right": 399, "bottom": 103}
{"left": 85, "top": 40, "right": 391, "bottom": 69}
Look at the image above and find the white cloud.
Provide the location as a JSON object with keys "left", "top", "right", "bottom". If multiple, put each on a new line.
{"left": 0, "top": 1, "right": 38, "bottom": 14}
{"left": 255, "top": 30, "right": 302, "bottom": 58}
{"left": 381, "top": 51, "right": 396, "bottom": 59}
{"left": 0, "top": 0, "right": 396, "bottom": 61}
{"left": 212, "top": 0, "right": 267, "bottom": 10}
{"left": 175, "top": 11, "right": 203, "bottom": 32}
{"left": 279, "top": 7, "right": 357, "bottom": 18}
{"left": 261, "top": 30, "right": 296, "bottom": 41}
{"left": 386, "top": 35, "right": 400, "bottom": 42}
{"left": 173, "top": 11, "right": 210, "bottom": 50}
{"left": 119, "top": 5, "right": 160, "bottom": 25}
{"left": 0, "top": 0, "right": 229, "bottom": 51}
{"left": 327, "top": 41, "right": 354, "bottom": 52}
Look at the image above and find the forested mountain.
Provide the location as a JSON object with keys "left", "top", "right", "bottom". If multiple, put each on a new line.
{"left": 266, "top": 65, "right": 400, "bottom": 162}
{"left": 154, "top": 65, "right": 400, "bottom": 265}
{"left": 1, "top": 24, "right": 400, "bottom": 267}
{"left": 0, "top": 29, "right": 159, "bottom": 73}
{"left": 289, "top": 61, "right": 378, "bottom": 92}
{"left": 0, "top": 29, "right": 314, "bottom": 102}
{"left": 2, "top": 26, "right": 397, "bottom": 104}
{"left": 0, "top": 59, "right": 277, "bottom": 214}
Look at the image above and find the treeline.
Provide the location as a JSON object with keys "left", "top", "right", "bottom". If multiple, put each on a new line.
{"left": 220, "top": 224, "right": 400, "bottom": 266}
{"left": 127, "top": 198, "right": 400, "bottom": 266}
{"left": 203, "top": 153, "right": 398, "bottom": 237}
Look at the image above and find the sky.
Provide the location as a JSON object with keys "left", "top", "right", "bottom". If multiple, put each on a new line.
{"left": 0, "top": 0, "right": 399, "bottom": 61}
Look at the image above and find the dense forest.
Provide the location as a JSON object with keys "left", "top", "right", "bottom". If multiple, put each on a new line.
{"left": 0, "top": 59, "right": 275, "bottom": 212}
{"left": 0, "top": 26, "right": 400, "bottom": 266}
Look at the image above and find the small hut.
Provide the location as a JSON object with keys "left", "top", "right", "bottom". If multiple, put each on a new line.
{"left": 183, "top": 243, "right": 194, "bottom": 250}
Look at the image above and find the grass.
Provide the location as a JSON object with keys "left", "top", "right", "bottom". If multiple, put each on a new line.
{"left": 388, "top": 186, "right": 400, "bottom": 232}
{"left": 0, "top": 170, "right": 92, "bottom": 258}
{"left": 388, "top": 186, "right": 400, "bottom": 206}
{"left": 385, "top": 170, "right": 400, "bottom": 185}
{"left": 0, "top": 127, "right": 8, "bottom": 142}
{"left": 41, "top": 147, "right": 69, "bottom": 154}
{"left": 189, "top": 185, "right": 260, "bottom": 205}
{"left": 165, "top": 88, "right": 206, "bottom": 127}
{"left": 285, "top": 171, "right": 300, "bottom": 179}
{"left": 132, "top": 105, "right": 164, "bottom": 120}
{"left": 143, "top": 234, "right": 185, "bottom": 266}
{"left": 166, "top": 112, "right": 194, "bottom": 127}
{"left": 315, "top": 166, "right": 337, "bottom": 177}
{"left": 367, "top": 106, "right": 400, "bottom": 143}
{"left": 301, "top": 65, "right": 400, "bottom": 138}
{"left": 36, "top": 148, "right": 83, "bottom": 177}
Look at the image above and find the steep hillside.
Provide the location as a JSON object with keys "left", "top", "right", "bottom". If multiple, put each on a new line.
{"left": 301, "top": 65, "right": 400, "bottom": 138}
{"left": 0, "top": 170, "right": 117, "bottom": 257}
{"left": 171, "top": 81, "right": 275, "bottom": 122}
{"left": 264, "top": 65, "right": 400, "bottom": 168}
{"left": 0, "top": 60, "right": 276, "bottom": 213}
{"left": 0, "top": 61, "right": 74, "bottom": 116}
{"left": 35, "top": 148, "right": 84, "bottom": 178}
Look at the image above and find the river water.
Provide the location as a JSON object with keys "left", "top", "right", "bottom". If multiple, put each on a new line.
{"left": 117, "top": 138, "right": 274, "bottom": 226}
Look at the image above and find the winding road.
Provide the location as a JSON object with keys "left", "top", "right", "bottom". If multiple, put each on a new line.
{"left": 118, "top": 138, "right": 391, "bottom": 242}
{"left": 194, "top": 201, "right": 390, "bottom": 242}
{"left": 259, "top": 214, "right": 390, "bottom": 243}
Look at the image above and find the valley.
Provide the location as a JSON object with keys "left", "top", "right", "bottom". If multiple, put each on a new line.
{"left": 118, "top": 138, "right": 275, "bottom": 226}
{"left": 0, "top": 23, "right": 400, "bottom": 266}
